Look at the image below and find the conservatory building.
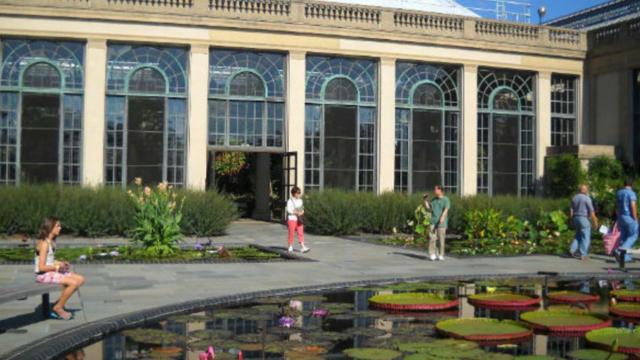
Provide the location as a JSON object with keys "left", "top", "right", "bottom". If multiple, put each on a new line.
{"left": 0, "top": 0, "right": 586, "bottom": 202}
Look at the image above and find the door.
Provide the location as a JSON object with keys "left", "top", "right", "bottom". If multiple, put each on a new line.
{"left": 492, "top": 114, "right": 519, "bottom": 195}
{"left": 127, "top": 96, "right": 165, "bottom": 184}
{"left": 323, "top": 105, "right": 357, "bottom": 190}
{"left": 21, "top": 93, "right": 60, "bottom": 183}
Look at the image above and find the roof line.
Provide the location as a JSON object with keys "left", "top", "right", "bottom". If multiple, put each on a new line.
{"left": 544, "top": 0, "right": 627, "bottom": 25}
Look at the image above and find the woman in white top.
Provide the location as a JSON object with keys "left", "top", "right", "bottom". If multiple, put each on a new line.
{"left": 35, "top": 217, "right": 85, "bottom": 320}
{"left": 286, "top": 186, "right": 309, "bottom": 253}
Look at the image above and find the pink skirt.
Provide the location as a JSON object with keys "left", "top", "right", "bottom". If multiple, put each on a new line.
{"left": 35, "top": 271, "right": 69, "bottom": 284}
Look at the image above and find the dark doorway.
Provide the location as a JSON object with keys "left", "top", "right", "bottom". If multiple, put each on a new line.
{"left": 492, "top": 114, "right": 519, "bottom": 195}
{"left": 21, "top": 93, "right": 60, "bottom": 183}
{"left": 412, "top": 109, "right": 442, "bottom": 192}
{"left": 127, "top": 96, "right": 164, "bottom": 184}
{"left": 324, "top": 104, "right": 357, "bottom": 190}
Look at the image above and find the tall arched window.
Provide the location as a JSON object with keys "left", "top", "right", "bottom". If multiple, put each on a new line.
{"left": 395, "top": 61, "right": 460, "bottom": 193}
{"left": 105, "top": 44, "right": 188, "bottom": 186}
{"left": 0, "top": 38, "right": 84, "bottom": 185}
{"left": 208, "top": 50, "right": 285, "bottom": 149}
{"left": 477, "top": 68, "right": 536, "bottom": 196}
{"left": 305, "top": 56, "right": 377, "bottom": 191}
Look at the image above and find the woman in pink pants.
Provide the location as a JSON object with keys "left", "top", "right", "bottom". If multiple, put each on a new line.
{"left": 286, "top": 186, "right": 310, "bottom": 253}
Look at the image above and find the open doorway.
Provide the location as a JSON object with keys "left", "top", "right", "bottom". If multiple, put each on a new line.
{"left": 206, "top": 151, "right": 296, "bottom": 221}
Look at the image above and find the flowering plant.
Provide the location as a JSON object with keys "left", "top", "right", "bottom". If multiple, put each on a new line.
{"left": 128, "top": 178, "right": 184, "bottom": 257}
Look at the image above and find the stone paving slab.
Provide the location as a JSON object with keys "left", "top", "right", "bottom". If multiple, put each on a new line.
{"left": 0, "top": 220, "right": 638, "bottom": 358}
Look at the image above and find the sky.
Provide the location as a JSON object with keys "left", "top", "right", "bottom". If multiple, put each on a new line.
{"left": 458, "top": 0, "right": 611, "bottom": 23}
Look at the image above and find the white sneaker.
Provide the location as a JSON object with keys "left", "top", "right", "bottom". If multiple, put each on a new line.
{"left": 288, "top": 246, "right": 293, "bottom": 253}
{"left": 301, "top": 246, "right": 310, "bottom": 253}
{"left": 429, "top": 254, "right": 437, "bottom": 261}
{"left": 438, "top": 255, "right": 445, "bottom": 261}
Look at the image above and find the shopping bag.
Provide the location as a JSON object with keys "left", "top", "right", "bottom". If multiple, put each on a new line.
{"left": 603, "top": 222, "right": 621, "bottom": 255}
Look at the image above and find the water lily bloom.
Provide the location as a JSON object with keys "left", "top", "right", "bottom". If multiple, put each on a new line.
{"left": 311, "top": 308, "right": 328, "bottom": 317}
{"left": 134, "top": 177, "right": 142, "bottom": 186}
{"left": 144, "top": 186, "right": 152, "bottom": 196}
{"left": 278, "top": 316, "right": 296, "bottom": 328}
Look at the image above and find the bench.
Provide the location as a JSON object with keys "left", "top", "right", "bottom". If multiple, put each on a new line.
{"left": 0, "top": 283, "right": 59, "bottom": 318}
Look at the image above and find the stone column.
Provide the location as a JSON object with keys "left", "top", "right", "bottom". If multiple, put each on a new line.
{"left": 186, "top": 44, "right": 209, "bottom": 190}
{"left": 377, "top": 57, "right": 396, "bottom": 194}
{"left": 461, "top": 64, "right": 478, "bottom": 196}
{"left": 82, "top": 38, "right": 107, "bottom": 187}
{"left": 286, "top": 51, "right": 306, "bottom": 190}
{"left": 536, "top": 71, "right": 552, "bottom": 187}
{"left": 252, "top": 153, "right": 272, "bottom": 220}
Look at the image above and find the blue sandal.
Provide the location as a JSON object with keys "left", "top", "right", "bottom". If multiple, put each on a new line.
{"left": 50, "top": 310, "right": 73, "bottom": 320}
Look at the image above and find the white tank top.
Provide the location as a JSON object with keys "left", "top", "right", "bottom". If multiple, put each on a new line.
{"left": 34, "top": 240, "right": 55, "bottom": 274}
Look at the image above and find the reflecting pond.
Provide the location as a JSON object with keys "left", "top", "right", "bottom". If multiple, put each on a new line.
{"left": 59, "top": 278, "right": 639, "bottom": 360}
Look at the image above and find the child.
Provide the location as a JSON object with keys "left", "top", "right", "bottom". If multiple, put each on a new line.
{"left": 286, "top": 187, "right": 309, "bottom": 253}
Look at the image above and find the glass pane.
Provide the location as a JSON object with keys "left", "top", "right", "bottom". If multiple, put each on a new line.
{"left": 325, "top": 105, "right": 357, "bottom": 137}
{"left": 413, "top": 172, "right": 441, "bottom": 193}
{"left": 22, "top": 62, "right": 61, "bottom": 89}
{"left": 493, "top": 114, "right": 519, "bottom": 144}
{"left": 413, "top": 83, "right": 443, "bottom": 107}
{"left": 128, "top": 67, "right": 166, "bottom": 94}
{"left": 493, "top": 89, "right": 519, "bottom": 111}
{"left": 494, "top": 173, "right": 518, "bottom": 195}
{"left": 413, "top": 109, "right": 441, "bottom": 141}
{"left": 229, "top": 72, "right": 265, "bottom": 97}
{"left": 324, "top": 105, "right": 357, "bottom": 189}
{"left": 127, "top": 96, "right": 164, "bottom": 184}
{"left": 20, "top": 94, "right": 60, "bottom": 183}
{"left": 324, "top": 78, "right": 357, "bottom": 102}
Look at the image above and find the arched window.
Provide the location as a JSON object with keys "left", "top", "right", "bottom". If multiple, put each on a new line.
{"left": 394, "top": 62, "right": 461, "bottom": 193}
{"left": 22, "top": 62, "right": 61, "bottom": 89}
{"left": 128, "top": 67, "right": 166, "bottom": 94}
{"left": 324, "top": 78, "right": 357, "bottom": 102}
{"left": 0, "top": 39, "right": 84, "bottom": 185}
{"left": 305, "top": 56, "right": 378, "bottom": 192}
{"left": 105, "top": 44, "right": 188, "bottom": 187}
{"left": 413, "top": 83, "right": 443, "bottom": 107}
{"left": 229, "top": 72, "right": 265, "bottom": 97}
{"left": 477, "top": 68, "right": 536, "bottom": 196}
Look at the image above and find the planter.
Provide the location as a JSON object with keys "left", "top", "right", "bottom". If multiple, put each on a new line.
{"left": 610, "top": 302, "right": 640, "bottom": 319}
{"left": 435, "top": 318, "right": 532, "bottom": 343}
{"left": 468, "top": 293, "right": 541, "bottom": 309}
{"left": 586, "top": 328, "right": 640, "bottom": 354}
{"left": 520, "top": 311, "right": 611, "bottom": 335}
{"left": 369, "top": 293, "right": 459, "bottom": 311}
{"left": 611, "top": 289, "right": 640, "bottom": 303}
{"left": 547, "top": 291, "right": 600, "bottom": 305}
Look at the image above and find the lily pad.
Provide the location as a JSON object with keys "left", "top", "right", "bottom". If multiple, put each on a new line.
{"left": 547, "top": 291, "right": 600, "bottom": 304}
{"left": 568, "top": 349, "right": 628, "bottom": 360}
{"left": 381, "top": 282, "right": 457, "bottom": 292}
{"left": 149, "top": 347, "right": 183, "bottom": 359}
{"left": 611, "top": 289, "right": 640, "bottom": 302}
{"left": 188, "top": 329, "right": 234, "bottom": 340}
{"left": 322, "top": 302, "right": 354, "bottom": 313}
{"left": 250, "top": 304, "right": 282, "bottom": 313}
{"left": 284, "top": 345, "right": 328, "bottom": 360}
{"left": 344, "top": 327, "right": 388, "bottom": 337}
{"left": 343, "top": 347, "right": 402, "bottom": 360}
{"left": 398, "top": 339, "right": 484, "bottom": 359}
{"left": 264, "top": 340, "right": 304, "bottom": 353}
{"left": 123, "top": 328, "right": 187, "bottom": 345}
{"left": 189, "top": 339, "right": 241, "bottom": 351}
{"left": 585, "top": 327, "right": 640, "bottom": 354}
{"left": 235, "top": 333, "right": 279, "bottom": 344}
{"left": 546, "top": 305, "right": 589, "bottom": 313}
{"left": 369, "top": 293, "right": 458, "bottom": 311}
{"left": 520, "top": 311, "right": 611, "bottom": 334}
{"left": 303, "top": 330, "right": 351, "bottom": 342}
{"left": 468, "top": 293, "right": 541, "bottom": 308}
{"left": 435, "top": 318, "right": 532, "bottom": 342}
{"left": 610, "top": 302, "right": 640, "bottom": 318}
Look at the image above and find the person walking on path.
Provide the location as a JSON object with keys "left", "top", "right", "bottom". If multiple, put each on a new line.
{"left": 615, "top": 179, "right": 638, "bottom": 264}
{"left": 428, "top": 185, "right": 450, "bottom": 261}
{"left": 35, "top": 216, "right": 85, "bottom": 320}
{"left": 569, "top": 184, "right": 598, "bottom": 260}
{"left": 286, "top": 186, "right": 310, "bottom": 254}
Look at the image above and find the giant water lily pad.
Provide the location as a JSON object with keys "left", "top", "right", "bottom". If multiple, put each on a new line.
{"left": 585, "top": 327, "right": 640, "bottom": 354}
{"left": 149, "top": 347, "right": 183, "bottom": 359}
{"left": 303, "top": 330, "right": 351, "bottom": 342}
{"left": 520, "top": 311, "right": 611, "bottom": 334}
{"left": 611, "top": 289, "right": 640, "bottom": 302}
{"left": 344, "top": 327, "right": 387, "bottom": 337}
{"left": 547, "top": 291, "right": 599, "bottom": 304}
{"left": 343, "top": 347, "right": 402, "bottom": 360}
{"left": 369, "top": 293, "right": 458, "bottom": 311}
{"left": 468, "top": 293, "right": 541, "bottom": 308}
{"left": 235, "top": 333, "right": 279, "bottom": 344}
{"left": 435, "top": 318, "right": 532, "bottom": 342}
{"left": 321, "top": 302, "right": 354, "bottom": 314}
{"left": 546, "top": 305, "right": 589, "bottom": 313}
{"left": 397, "top": 339, "right": 483, "bottom": 359}
{"left": 188, "top": 329, "right": 234, "bottom": 340}
{"left": 610, "top": 302, "right": 640, "bottom": 318}
{"left": 123, "top": 328, "right": 187, "bottom": 345}
{"left": 568, "top": 349, "right": 628, "bottom": 360}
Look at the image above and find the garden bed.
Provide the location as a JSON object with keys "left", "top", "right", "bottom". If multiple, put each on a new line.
{"left": 520, "top": 311, "right": 612, "bottom": 335}
{"left": 0, "top": 244, "right": 298, "bottom": 264}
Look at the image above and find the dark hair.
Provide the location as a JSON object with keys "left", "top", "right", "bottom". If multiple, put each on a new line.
{"left": 38, "top": 216, "right": 60, "bottom": 240}
{"left": 291, "top": 186, "right": 301, "bottom": 196}
{"left": 625, "top": 178, "right": 634, "bottom": 187}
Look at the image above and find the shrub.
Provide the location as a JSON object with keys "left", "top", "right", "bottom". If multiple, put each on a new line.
{"left": 181, "top": 190, "right": 239, "bottom": 236}
{"left": 588, "top": 156, "right": 624, "bottom": 217}
{"left": 545, "top": 154, "right": 585, "bottom": 198}
{"left": 128, "top": 180, "right": 184, "bottom": 257}
{"left": 0, "top": 184, "right": 236, "bottom": 237}
{"left": 303, "top": 190, "right": 363, "bottom": 235}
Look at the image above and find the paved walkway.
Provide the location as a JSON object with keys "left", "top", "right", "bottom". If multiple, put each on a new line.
{"left": 0, "top": 220, "right": 638, "bottom": 358}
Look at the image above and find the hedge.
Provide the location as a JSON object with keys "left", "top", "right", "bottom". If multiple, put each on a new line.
{"left": 0, "top": 185, "right": 238, "bottom": 237}
{"left": 303, "top": 190, "right": 568, "bottom": 236}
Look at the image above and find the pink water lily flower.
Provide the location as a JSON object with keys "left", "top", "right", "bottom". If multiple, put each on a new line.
{"left": 199, "top": 345, "right": 215, "bottom": 360}
{"left": 311, "top": 308, "right": 328, "bottom": 317}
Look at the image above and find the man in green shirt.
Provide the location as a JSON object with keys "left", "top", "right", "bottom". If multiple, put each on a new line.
{"left": 428, "top": 185, "right": 450, "bottom": 261}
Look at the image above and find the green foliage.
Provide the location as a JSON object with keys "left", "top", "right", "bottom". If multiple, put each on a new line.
{"left": 343, "top": 348, "right": 402, "bottom": 360}
{"left": 0, "top": 185, "right": 236, "bottom": 237}
{"left": 545, "top": 154, "right": 585, "bottom": 198}
{"left": 303, "top": 190, "right": 371, "bottom": 235}
{"left": 128, "top": 181, "right": 184, "bottom": 257}
{"left": 408, "top": 202, "right": 432, "bottom": 241}
{"left": 587, "top": 156, "right": 624, "bottom": 217}
{"left": 214, "top": 152, "right": 247, "bottom": 176}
